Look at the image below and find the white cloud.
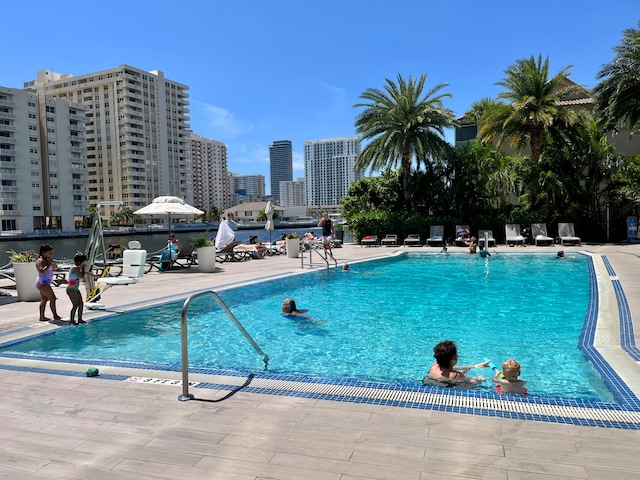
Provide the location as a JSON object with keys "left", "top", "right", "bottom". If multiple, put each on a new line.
{"left": 190, "top": 100, "right": 253, "bottom": 139}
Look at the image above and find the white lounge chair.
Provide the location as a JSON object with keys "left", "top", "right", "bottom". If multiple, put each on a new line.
{"left": 381, "top": 234, "right": 399, "bottom": 246}
{"left": 426, "top": 226, "right": 444, "bottom": 247}
{"left": 558, "top": 223, "right": 581, "bottom": 246}
{"left": 478, "top": 230, "right": 496, "bottom": 248}
{"left": 87, "top": 248, "right": 147, "bottom": 308}
{"left": 532, "top": 223, "right": 553, "bottom": 246}
{"left": 404, "top": 234, "right": 422, "bottom": 247}
{"left": 505, "top": 224, "right": 525, "bottom": 246}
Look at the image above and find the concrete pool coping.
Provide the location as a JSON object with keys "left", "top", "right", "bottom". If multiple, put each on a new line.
{"left": 1, "top": 244, "right": 640, "bottom": 429}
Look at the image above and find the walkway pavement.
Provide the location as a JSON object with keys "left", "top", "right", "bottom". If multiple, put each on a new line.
{"left": 1, "top": 242, "right": 640, "bottom": 479}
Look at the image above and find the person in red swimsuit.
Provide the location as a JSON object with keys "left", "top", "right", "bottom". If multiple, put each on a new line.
{"left": 35, "top": 244, "right": 61, "bottom": 322}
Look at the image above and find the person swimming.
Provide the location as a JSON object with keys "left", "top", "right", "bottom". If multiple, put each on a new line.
{"left": 281, "top": 298, "right": 311, "bottom": 319}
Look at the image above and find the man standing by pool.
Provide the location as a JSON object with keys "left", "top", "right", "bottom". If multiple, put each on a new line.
{"left": 318, "top": 212, "right": 334, "bottom": 259}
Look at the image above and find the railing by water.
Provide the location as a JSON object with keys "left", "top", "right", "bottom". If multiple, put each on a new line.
{"left": 178, "top": 291, "right": 269, "bottom": 401}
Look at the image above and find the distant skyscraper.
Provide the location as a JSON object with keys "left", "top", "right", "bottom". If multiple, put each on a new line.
{"left": 279, "top": 178, "right": 305, "bottom": 207}
{"left": 190, "top": 133, "right": 229, "bottom": 210}
{"left": 269, "top": 140, "right": 292, "bottom": 202}
{"left": 304, "top": 136, "right": 361, "bottom": 207}
{"left": 229, "top": 173, "right": 266, "bottom": 205}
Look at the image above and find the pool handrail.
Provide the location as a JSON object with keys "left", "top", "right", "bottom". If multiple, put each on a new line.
{"left": 178, "top": 290, "right": 269, "bottom": 401}
{"left": 300, "top": 240, "right": 337, "bottom": 268}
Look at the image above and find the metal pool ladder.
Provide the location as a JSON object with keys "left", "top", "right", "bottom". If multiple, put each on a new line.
{"left": 178, "top": 290, "right": 269, "bottom": 401}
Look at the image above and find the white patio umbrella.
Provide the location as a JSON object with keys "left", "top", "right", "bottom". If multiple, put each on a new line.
{"left": 264, "top": 200, "right": 275, "bottom": 243}
{"left": 133, "top": 196, "right": 203, "bottom": 233}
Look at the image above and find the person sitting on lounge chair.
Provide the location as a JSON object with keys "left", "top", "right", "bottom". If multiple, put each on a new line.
{"left": 157, "top": 233, "right": 182, "bottom": 270}
{"left": 233, "top": 243, "right": 266, "bottom": 259}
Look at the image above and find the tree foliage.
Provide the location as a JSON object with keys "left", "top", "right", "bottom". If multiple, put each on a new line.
{"left": 354, "top": 73, "right": 456, "bottom": 212}
{"left": 594, "top": 22, "right": 640, "bottom": 135}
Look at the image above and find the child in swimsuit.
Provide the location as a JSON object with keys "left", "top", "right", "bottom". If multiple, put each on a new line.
{"left": 67, "top": 252, "right": 97, "bottom": 325}
{"left": 423, "top": 340, "right": 489, "bottom": 387}
{"left": 492, "top": 359, "right": 528, "bottom": 395}
{"left": 35, "top": 244, "right": 61, "bottom": 322}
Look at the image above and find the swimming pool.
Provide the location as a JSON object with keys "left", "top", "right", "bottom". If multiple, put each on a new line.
{"left": 0, "top": 252, "right": 616, "bottom": 402}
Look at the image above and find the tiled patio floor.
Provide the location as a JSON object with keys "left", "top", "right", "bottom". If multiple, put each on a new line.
{"left": 1, "top": 242, "right": 640, "bottom": 479}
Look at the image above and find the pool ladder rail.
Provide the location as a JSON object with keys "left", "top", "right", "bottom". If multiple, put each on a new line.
{"left": 300, "top": 240, "right": 338, "bottom": 268}
{"left": 178, "top": 290, "right": 269, "bottom": 402}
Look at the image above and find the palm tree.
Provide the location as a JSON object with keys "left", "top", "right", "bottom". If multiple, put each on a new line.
{"left": 594, "top": 22, "right": 640, "bottom": 135}
{"left": 354, "top": 74, "right": 456, "bottom": 211}
{"left": 477, "top": 55, "right": 588, "bottom": 205}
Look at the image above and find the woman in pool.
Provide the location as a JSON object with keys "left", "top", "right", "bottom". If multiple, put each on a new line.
{"left": 423, "top": 340, "right": 489, "bottom": 387}
{"left": 281, "top": 298, "right": 311, "bottom": 319}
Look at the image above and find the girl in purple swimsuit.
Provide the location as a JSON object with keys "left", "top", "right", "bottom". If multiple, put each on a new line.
{"left": 35, "top": 244, "right": 61, "bottom": 322}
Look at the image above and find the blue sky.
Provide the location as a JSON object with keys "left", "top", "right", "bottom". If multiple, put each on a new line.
{"left": 4, "top": 1, "right": 637, "bottom": 193}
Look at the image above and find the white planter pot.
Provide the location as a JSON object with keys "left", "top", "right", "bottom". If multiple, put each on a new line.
{"left": 13, "top": 262, "right": 41, "bottom": 302}
{"left": 197, "top": 246, "right": 216, "bottom": 273}
{"left": 286, "top": 238, "right": 300, "bottom": 258}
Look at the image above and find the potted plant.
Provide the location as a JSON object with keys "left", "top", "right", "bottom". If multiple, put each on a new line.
{"left": 7, "top": 249, "right": 41, "bottom": 301}
{"left": 285, "top": 232, "right": 300, "bottom": 258}
{"left": 334, "top": 222, "right": 344, "bottom": 242}
{"left": 191, "top": 233, "right": 216, "bottom": 273}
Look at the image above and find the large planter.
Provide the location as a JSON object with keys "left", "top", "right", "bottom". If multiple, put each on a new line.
{"left": 13, "top": 262, "right": 41, "bottom": 302}
{"left": 286, "top": 238, "right": 300, "bottom": 258}
{"left": 196, "top": 246, "right": 216, "bottom": 273}
{"left": 334, "top": 229, "right": 344, "bottom": 242}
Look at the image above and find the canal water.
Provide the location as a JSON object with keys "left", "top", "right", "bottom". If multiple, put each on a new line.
{"left": 0, "top": 226, "right": 333, "bottom": 265}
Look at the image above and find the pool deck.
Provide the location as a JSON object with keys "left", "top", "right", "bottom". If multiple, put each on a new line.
{"left": 1, "top": 242, "right": 640, "bottom": 479}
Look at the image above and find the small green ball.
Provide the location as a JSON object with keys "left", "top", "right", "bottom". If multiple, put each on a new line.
{"left": 85, "top": 367, "right": 99, "bottom": 377}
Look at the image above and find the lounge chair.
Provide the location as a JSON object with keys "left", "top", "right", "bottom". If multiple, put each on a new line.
{"left": 87, "top": 248, "right": 147, "bottom": 308}
{"left": 404, "top": 234, "right": 422, "bottom": 247}
{"left": 216, "top": 241, "right": 252, "bottom": 263}
{"left": 531, "top": 223, "right": 554, "bottom": 246}
{"left": 505, "top": 224, "right": 525, "bottom": 246}
{"left": 426, "top": 226, "right": 444, "bottom": 247}
{"left": 381, "top": 234, "right": 399, "bottom": 247}
{"left": 360, "top": 235, "right": 380, "bottom": 247}
{"left": 454, "top": 225, "right": 470, "bottom": 246}
{"left": 478, "top": 230, "right": 496, "bottom": 248}
{"left": 558, "top": 223, "right": 581, "bottom": 246}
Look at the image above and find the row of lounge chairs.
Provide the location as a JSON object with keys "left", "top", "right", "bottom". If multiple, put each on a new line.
{"left": 361, "top": 223, "right": 581, "bottom": 247}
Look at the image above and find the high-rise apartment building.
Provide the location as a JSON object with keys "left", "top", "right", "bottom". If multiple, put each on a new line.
{"left": 24, "top": 66, "right": 191, "bottom": 218}
{"left": 304, "top": 136, "right": 361, "bottom": 207}
{"left": 190, "top": 133, "right": 229, "bottom": 211}
{"left": 229, "top": 173, "right": 266, "bottom": 205}
{"left": 269, "top": 140, "right": 292, "bottom": 202}
{"left": 0, "top": 85, "right": 89, "bottom": 233}
{"left": 279, "top": 178, "right": 305, "bottom": 207}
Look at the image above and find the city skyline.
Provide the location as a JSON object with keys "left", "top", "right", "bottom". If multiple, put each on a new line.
{"left": 3, "top": 2, "right": 638, "bottom": 193}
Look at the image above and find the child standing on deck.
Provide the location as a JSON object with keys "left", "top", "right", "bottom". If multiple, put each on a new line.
{"left": 66, "top": 252, "right": 97, "bottom": 325}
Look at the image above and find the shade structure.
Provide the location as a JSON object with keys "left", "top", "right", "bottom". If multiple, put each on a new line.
{"left": 133, "top": 196, "right": 203, "bottom": 232}
{"left": 264, "top": 200, "right": 274, "bottom": 242}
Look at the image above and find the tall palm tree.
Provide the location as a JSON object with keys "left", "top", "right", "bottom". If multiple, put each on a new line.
{"left": 594, "top": 22, "right": 640, "bottom": 135}
{"left": 354, "top": 74, "right": 456, "bottom": 211}
{"left": 478, "top": 55, "right": 586, "bottom": 166}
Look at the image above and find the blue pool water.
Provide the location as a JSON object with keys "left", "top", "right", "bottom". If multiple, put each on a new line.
{"left": 0, "top": 252, "right": 614, "bottom": 402}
